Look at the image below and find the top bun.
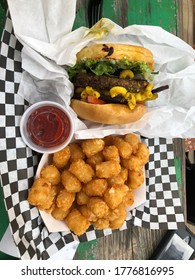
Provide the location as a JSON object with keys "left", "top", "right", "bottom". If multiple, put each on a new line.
{"left": 76, "top": 43, "right": 154, "bottom": 70}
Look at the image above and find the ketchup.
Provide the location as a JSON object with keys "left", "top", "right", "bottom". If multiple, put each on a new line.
{"left": 26, "top": 105, "right": 71, "bottom": 148}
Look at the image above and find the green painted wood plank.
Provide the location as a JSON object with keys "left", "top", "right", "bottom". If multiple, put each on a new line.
{"left": 0, "top": 187, "right": 18, "bottom": 260}
{"left": 102, "top": 0, "right": 179, "bottom": 33}
{"left": 74, "top": 240, "right": 98, "bottom": 260}
{"left": 103, "top": 0, "right": 120, "bottom": 23}
{"left": 73, "top": 0, "right": 179, "bottom": 33}
{"left": 0, "top": 2, "right": 6, "bottom": 38}
{"left": 126, "top": 0, "right": 178, "bottom": 34}
{"left": 72, "top": 0, "right": 88, "bottom": 30}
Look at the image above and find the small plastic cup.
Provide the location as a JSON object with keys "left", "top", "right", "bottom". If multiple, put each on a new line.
{"left": 20, "top": 101, "right": 75, "bottom": 154}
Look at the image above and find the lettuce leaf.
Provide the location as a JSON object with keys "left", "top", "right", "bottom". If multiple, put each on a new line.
{"left": 68, "top": 58, "right": 155, "bottom": 81}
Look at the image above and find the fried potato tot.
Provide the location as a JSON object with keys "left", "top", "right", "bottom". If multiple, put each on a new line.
{"left": 103, "top": 184, "right": 129, "bottom": 209}
{"left": 37, "top": 184, "right": 59, "bottom": 211}
{"left": 65, "top": 209, "right": 90, "bottom": 236}
{"left": 51, "top": 205, "right": 70, "bottom": 220}
{"left": 81, "top": 138, "right": 105, "bottom": 158}
{"left": 127, "top": 169, "right": 144, "bottom": 189}
{"left": 76, "top": 189, "right": 89, "bottom": 205}
{"left": 112, "top": 136, "right": 132, "bottom": 159}
{"left": 135, "top": 143, "right": 150, "bottom": 164}
{"left": 120, "top": 155, "right": 144, "bottom": 171}
{"left": 56, "top": 189, "right": 75, "bottom": 212}
{"left": 107, "top": 204, "right": 126, "bottom": 222}
{"left": 96, "top": 160, "right": 121, "bottom": 178}
{"left": 103, "top": 135, "right": 115, "bottom": 146}
{"left": 53, "top": 146, "right": 70, "bottom": 169}
{"left": 103, "top": 145, "right": 120, "bottom": 161}
{"left": 107, "top": 168, "right": 128, "bottom": 186}
{"left": 122, "top": 190, "right": 134, "bottom": 207}
{"left": 69, "top": 159, "right": 95, "bottom": 183}
{"left": 124, "top": 133, "right": 139, "bottom": 154}
{"left": 79, "top": 205, "right": 97, "bottom": 222}
{"left": 61, "top": 170, "right": 81, "bottom": 193}
{"left": 69, "top": 142, "right": 85, "bottom": 162}
{"left": 40, "top": 164, "right": 61, "bottom": 185}
{"left": 28, "top": 178, "right": 57, "bottom": 210}
{"left": 85, "top": 179, "right": 108, "bottom": 197}
{"left": 87, "top": 197, "right": 109, "bottom": 218}
{"left": 109, "top": 210, "right": 126, "bottom": 230}
{"left": 86, "top": 151, "right": 104, "bottom": 168}
{"left": 43, "top": 200, "right": 56, "bottom": 214}
{"left": 93, "top": 218, "right": 110, "bottom": 230}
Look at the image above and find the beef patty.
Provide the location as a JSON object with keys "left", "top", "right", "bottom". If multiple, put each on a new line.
{"left": 73, "top": 72, "right": 148, "bottom": 93}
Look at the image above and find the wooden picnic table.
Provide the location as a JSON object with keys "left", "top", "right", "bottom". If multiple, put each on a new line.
{"left": 72, "top": 0, "right": 194, "bottom": 260}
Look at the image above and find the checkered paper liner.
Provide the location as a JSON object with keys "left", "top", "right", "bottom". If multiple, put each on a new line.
{"left": 0, "top": 15, "right": 185, "bottom": 260}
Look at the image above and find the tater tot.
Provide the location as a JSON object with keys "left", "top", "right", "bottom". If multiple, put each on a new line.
{"left": 107, "top": 204, "right": 126, "bottom": 222}
{"left": 43, "top": 199, "right": 56, "bottom": 214}
{"left": 69, "top": 142, "right": 85, "bottom": 162}
{"left": 81, "top": 138, "right": 105, "bottom": 158}
{"left": 61, "top": 170, "right": 81, "bottom": 193}
{"left": 122, "top": 190, "right": 134, "bottom": 207}
{"left": 124, "top": 133, "right": 139, "bottom": 154}
{"left": 65, "top": 209, "right": 90, "bottom": 236}
{"left": 53, "top": 146, "right": 70, "bottom": 169}
{"left": 127, "top": 169, "right": 144, "bottom": 189}
{"left": 96, "top": 160, "right": 121, "bottom": 179}
{"left": 103, "top": 135, "right": 115, "bottom": 146}
{"left": 87, "top": 197, "right": 109, "bottom": 218}
{"left": 51, "top": 205, "right": 70, "bottom": 220}
{"left": 107, "top": 168, "right": 128, "bottom": 186}
{"left": 93, "top": 218, "right": 110, "bottom": 230}
{"left": 40, "top": 165, "right": 61, "bottom": 185}
{"left": 28, "top": 178, "right": 51, "bottom": 208}
{"left": 103, "top": 145, "right": 120, "bottom": 161}
{"left": 85, "top": 179, "right": 108, "bottom": 197}
{"left": 56, "top": 189, "right": 75, "bottom": 212}
{"left": 37, "top": 184, "right": 59, "bottom": 211}
{"left": 76, "top": 189, "right": 89, "bottom": 205}
{"left": 69, "top": 159, "right": 95, "bottom": 183}
{"left": 112, "top": 136, "right": 132, "bottom": 159}
{"left": 109, "top": 210, "right": 126, "bottom": 230}
{"left": 103, "top": 184, "right": 129, "bottom": 209}
{"left": 86, "top": 151, "right": 104, "bottom": 168}
{"left": 121, "top": 156, "right": 144, "bottom": 171}
{"left": 79, "top": 205, "right": 97, "bottom": 222}
{"left": 135, "top": 143, "right": 150, "bottom": 164}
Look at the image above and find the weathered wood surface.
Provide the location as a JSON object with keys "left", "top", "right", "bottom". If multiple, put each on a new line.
{"left": 178, "top": 0, "right": 193, "bottom": 46}
{"left": 73, "top": 0, "right": 194, "bottom": 260}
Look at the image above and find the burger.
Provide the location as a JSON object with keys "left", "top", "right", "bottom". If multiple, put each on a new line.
{"left": 68, "top": 43, "right": 168, "bottom": 124}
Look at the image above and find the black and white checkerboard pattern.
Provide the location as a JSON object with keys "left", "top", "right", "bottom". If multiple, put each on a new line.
{"left": 0, "top": 14, "right": 185, "bottom": 260}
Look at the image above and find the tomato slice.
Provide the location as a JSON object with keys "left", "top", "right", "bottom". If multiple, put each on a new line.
{"left": 87, "top": 96, "right": 105, "bottom": 104}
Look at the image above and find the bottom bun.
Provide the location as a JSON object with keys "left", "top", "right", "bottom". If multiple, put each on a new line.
{"left": 70, "top": 99, "right": 146, "bottom": 124}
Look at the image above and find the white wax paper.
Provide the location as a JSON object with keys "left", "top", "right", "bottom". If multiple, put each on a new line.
{"left": 7, "top": 0, "right": 195, "bottom": 138}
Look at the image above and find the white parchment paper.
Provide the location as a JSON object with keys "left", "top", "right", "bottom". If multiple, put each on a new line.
{"left": 7, "top": 0, "right": 195, "bottom": 138}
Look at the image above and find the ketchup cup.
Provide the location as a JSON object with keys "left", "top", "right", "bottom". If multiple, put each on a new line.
{"left": 20, "top": 101, "right": 75, "bottom": 154}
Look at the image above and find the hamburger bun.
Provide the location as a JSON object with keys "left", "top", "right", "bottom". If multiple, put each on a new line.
{"left": 76, "top": 43, "right": 154, "bottom": 70}
{"left": 71, "top": 99, "right": 146, "bottom": 125}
